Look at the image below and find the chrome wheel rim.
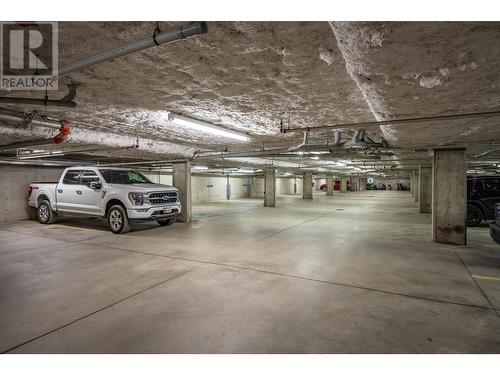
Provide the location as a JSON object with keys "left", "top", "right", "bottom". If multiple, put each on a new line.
{"left": 39, "top": 205, "right": 49, "bottom": 222}
{"left": 109, "top": 210, "right": 123, "bottom": 231}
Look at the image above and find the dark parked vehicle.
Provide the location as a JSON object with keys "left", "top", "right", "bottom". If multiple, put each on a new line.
{"left": 489, "top": 203, "right": 500, "bottom": 244}
{"left": 467, "top": 175, "right": 500, "bottom": 227}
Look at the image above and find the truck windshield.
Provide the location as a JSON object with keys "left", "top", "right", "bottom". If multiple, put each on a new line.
{"left": 99, "top": 169, "right": 152, "bottom": 184}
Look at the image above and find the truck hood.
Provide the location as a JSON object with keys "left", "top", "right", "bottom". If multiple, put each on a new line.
{"left": 109, "top": 183, "right": 177, "bottom": 192}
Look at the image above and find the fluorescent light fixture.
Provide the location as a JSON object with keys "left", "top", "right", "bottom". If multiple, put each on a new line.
{"left": 167, "top": 113, "right": 250, "bottom": 142}
{"left": 235, "top": 168, "right": 256, "bottom": 174}
{"left": 311, "top": 156, "right": 320, "bottom": 160}
{"left": 192, "top": 165, "right": 209, "bottom": 170}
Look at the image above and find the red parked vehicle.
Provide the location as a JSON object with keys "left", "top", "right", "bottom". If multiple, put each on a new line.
{"left": 320, "top": 181, "right": 352, "bottom": 191}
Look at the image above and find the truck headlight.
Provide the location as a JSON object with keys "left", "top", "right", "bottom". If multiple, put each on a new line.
{"left": 128, "top": 192, "right": 145, "bottom": 205}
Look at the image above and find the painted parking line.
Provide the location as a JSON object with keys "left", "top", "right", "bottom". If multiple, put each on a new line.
{"left": 472, "top": 275, "right": 500, "bottom": 281}
{"left": 468, "top": 243, "right": 500, "bottom": 249}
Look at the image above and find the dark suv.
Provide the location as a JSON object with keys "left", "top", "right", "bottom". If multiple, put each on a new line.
{"left": 467, "top": 175, "right": 500, "bottom": 226}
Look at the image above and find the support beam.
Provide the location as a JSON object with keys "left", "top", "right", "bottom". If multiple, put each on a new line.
{"left": 173, "top": 161, "right": 192, "bottom": 223}
{"left": 413, "top": 171, "right": 419, "bottom": 203}
{"left": 340, "top": 176, "right": 347, "bottom": 193}
{"left": 303, "top": 171, "right": 313, "bottom": 199}
{"left": 326, "top": 174, "right": 334, "bottom": 196}
{"left": 359, "top": 177, "right": 367, "bottom": 191}
{"left": 432, "top": 148, "right": 467, "bottom": 245}
{"left": 264, "top": 167, "right": 276, "bottom": 207}
{"left": 419, "top": 166, "right": 432, "bottom": 214}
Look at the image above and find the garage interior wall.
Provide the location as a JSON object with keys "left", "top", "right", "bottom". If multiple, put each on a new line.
{"left": 0, "top": 165, "right": 65, "bottom": 223}
{"left": 251, "top": 176, "right": 303, "bottom": 197}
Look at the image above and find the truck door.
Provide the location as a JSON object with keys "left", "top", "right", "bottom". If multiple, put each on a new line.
{"left": 57, "top": 169, "right": 85, "bottom": 212}
{"left": 78, "top": 170, "right": 103, "bottom": 214}
{"left": 480, "top": 177, "right": 500, "bottom": 219}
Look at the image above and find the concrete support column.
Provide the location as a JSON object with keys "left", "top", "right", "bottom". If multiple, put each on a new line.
{"left": 303, "top": 171, "right": 313, "bottom": 199}
{"left": 173, "top": 161, "right": 192, "bottom": 223}
{"left": 432, "top": 148, "right": 467, "bottom": 245}
{"left": 413, "top": 171, "right": 419, "bottom": 203}
{"left": 353, "top": 177, "right": 359, "bottom": 192}
{"left": 326, "top": 174, "right": 334, "bottom": 196}
{"left": 419, "top": 166, "right": 432, "bottom": 214}
{"left": 410, "top": 175, "right": 414, "bottom": 197}
{"left": 264, "top": 167, "right": 276, "bottom": 207}
{"left": 359, "top": 178, "right": 367, "bottom": 191}
{"left": 340, "top": 176, "right": 347, "bottom": 193}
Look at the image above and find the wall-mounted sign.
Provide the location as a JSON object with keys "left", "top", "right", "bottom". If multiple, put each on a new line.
{"left": 367, "top": 177, "right": 374, "bottom": 184}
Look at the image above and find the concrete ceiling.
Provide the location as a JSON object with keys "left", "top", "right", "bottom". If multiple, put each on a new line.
{"left": 1, "top": 21, "right": 500, "bottom": 173}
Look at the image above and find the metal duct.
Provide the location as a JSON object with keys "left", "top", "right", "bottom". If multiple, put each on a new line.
{"left": 0, "top": 84, "right": 77, "bottom": 108}
{"left": 331, "top": 130, "right": 342, "bottom": 146}
{"left": 287, "top": 131, "right": 309, "bottom": 152}
{"left": 58, "top": 22, "right": 208, "bottom": 76}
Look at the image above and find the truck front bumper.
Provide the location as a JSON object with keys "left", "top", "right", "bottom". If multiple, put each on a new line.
{"left": 127, "top": 203, "right": 181, "bottom": 222}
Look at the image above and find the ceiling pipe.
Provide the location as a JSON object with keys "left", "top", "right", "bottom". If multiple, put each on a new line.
{"left": 0, "top": 158, "right": 88, "bottom": 167}
{"left": 0, "top": 112, "right": 63, "bottom": 130}
{"left": 0, "top": 138, "right": 62, "bottom": 152}
{"left": 0, "top": 111, "right": 71, "bottom": 149}
{"left": 280, "top": 109, "right": 500, "bottom": 134}
{"left": 57, "top": 22, "right": 208, "bottom": 76}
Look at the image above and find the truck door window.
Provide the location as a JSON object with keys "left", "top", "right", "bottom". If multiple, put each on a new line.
{"left": 62, "top": 170, "right": 84, "bottom": 185}
{"left": 80, "top": 171, "right": 100, "bottom": 187}
{"left": 483, "top": 178, "right": 500, "bottom": 192}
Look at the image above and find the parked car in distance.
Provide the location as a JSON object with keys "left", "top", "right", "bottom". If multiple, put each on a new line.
{"left": 320, "top": 180, "right": 352, "bottom": 192}
{"left": 467, "top": 175, "right": 500, "bottom": 227}
{"left": 28, "top": 167, "right": 181, "bottom": 234}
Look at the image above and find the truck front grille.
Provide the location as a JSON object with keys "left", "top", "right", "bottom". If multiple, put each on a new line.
{"left": 148, "top": 191, "right": 178, "bottom": 205}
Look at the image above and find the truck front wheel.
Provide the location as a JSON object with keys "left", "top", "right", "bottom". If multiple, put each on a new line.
{"left": 37, "top": 200, "right": 57, "bottom": 224}
{"left": 467, "top": 204, "right": 484, "bottom": 227}
{"left": 107, "top": 205, "right": 131, "bottom": 234}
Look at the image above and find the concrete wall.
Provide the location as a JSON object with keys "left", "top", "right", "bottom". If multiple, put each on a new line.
{"left": 250, "top": 176, "right": 264, "bottom": 198}
{"left": 251, "top": 176, "right": 303, "bottom": 197}
{"left": 143, "top": 172, "right": 250, "bottom": 204}
{"left": 277, "top": 177, "right": 303, "bottom": 195}
{"left": 0, "top": 165, "right": 65, "bottom": 223}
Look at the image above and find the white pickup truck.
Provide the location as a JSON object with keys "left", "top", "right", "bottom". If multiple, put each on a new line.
{"left": 28, "top": 166, "right": 181, "bottom": 234}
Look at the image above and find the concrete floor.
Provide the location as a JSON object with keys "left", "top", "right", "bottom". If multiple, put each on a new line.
{"left": 1, "top": 191, "right": 499, "bottom": 353}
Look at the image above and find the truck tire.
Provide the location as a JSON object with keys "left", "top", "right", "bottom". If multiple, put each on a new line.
{"left": 157, "top": 218, "right": 176, "bottom": 226}
{"left": 467, "top": 204, "right": 484, "bottom": 227}
{"left": 107, "top": 205, "right": 131, "bottom": 234}
{"left": 37, "top": 199, "right": 57, "bottom": 224}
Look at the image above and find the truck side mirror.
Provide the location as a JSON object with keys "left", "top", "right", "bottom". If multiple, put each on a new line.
{"left": 90, "top": 181, "right": 102, "bottom": 190}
